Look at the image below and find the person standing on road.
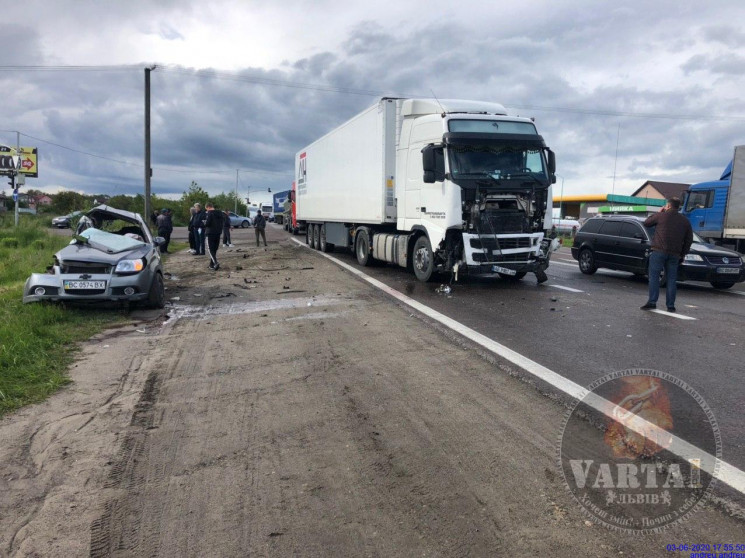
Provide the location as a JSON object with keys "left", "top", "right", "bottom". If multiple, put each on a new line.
{"left": 641, "top": 197, "right": 693, "bottom": 313}
{"left": 253, "top": 209, "right": 267, "bottom": 247}
{"left": 222, "top": 209, "right": 233, "bottom": 247}
{"left": 187, "top": 206, "right": 197, "bottom": 253}
{"left": 204, "top": 203, "right": 225, "bottom": 271}
{"left": 191, "top": 203, "right": 207, "bottom": 256}
{"left": 155, "top": 208, "right": 173, "bottom": 253}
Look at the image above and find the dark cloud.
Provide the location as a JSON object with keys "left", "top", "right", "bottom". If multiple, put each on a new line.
{"left": 2, "top": 1, "right": 745, "bottom": 199}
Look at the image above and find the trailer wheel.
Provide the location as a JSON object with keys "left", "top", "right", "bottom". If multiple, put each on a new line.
{"left": 306, "top": 225, "right": 313, "bottom": 246}
{"left": 320, "top": 224, "right": 334, "bottom": 253}
{"left": 312, "top": 224, "right": 321, "bottom": 250}
{"left": 355, "top": 229, "right": 372, "bottom": 266}
{"left": 412, "top": 235, "right": 434, "bottom": 282}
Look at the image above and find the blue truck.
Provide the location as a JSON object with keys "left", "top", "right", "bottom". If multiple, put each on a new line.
{"left": 682, "top": 145, "right": 745, "bottom": 254}
{"left": 272, "top": 189, "right": 290, "bottom": 225}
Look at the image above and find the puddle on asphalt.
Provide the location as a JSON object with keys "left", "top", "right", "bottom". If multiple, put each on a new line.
{"left": 163, "top": 295, "right": 348, "bottom": 326}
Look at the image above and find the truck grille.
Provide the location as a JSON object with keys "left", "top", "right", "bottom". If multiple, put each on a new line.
{"left": 473, "top": 252, "right": 532, "bottom": 263}
{"left": 61, "top": 261, "right": 112, "bottom": 274}
{"left": 469, "top": 237, "right": 532, "bottom": 250}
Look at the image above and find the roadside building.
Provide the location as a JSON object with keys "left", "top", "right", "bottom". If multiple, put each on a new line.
{"left": 553, "top": 194, "right": 665, "bottom": 221}
{"left": 630, "top": 180, "right": 689, "bottom": 201}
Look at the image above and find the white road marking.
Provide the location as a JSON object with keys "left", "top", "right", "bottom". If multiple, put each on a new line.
{"left": 549, "top": 284, "right": 584, "bottom": 293}
{"left": 650, "top": 309, "right": 697, "bottom": 320}
{"left": 550, "top": 260, "right": 578, "bottom": 268}
{"left": 292, "top": 238, "right": 745, "bottom": 496}
{"left": 726, "top": 290, "right": 745, "bottom": 296}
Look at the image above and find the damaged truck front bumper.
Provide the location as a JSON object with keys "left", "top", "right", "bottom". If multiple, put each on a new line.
{"left": 461, "top": 232, "right": 560, "bottom": 278}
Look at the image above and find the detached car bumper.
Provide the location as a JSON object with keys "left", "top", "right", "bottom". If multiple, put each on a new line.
{"left": 23, "top": 269, "right": 154, "bottom": 304}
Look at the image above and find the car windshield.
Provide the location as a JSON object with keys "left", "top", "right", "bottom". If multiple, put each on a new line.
{"left": 77, "top": 228, "right": 145, "bottom": 253}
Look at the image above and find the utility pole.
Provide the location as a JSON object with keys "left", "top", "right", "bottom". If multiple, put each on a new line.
{"left": 235, "top": 169, "right": 239, "bottom": 213}
{"left": 144, "top": 65, "right": 156, "bottom": 226}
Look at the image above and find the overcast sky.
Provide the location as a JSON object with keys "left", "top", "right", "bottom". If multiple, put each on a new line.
{"left": 2, "top": 0, "right": 744, "bottom": 204}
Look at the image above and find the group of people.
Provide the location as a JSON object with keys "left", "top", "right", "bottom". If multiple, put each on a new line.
{"left": 186, "top": 203, "right": 268, "bottom": 271}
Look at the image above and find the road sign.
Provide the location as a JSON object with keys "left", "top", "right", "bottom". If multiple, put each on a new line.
{"left": 13, "top": 189, "right": 18, "bottom": 202}
{"left": 0, "top": 147, "right": 37, "bottom": 177}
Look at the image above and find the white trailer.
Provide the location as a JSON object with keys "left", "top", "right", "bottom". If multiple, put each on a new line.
{"left": 295, "top": 97, "right": 559, "bottom": 282}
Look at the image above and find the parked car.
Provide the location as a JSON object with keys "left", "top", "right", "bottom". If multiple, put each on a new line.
{"left": 226, "top": 211, "right": 251, "bottom": 228}
{"left": 51, "top": 211, "right": 83, "bottom": 228}
{"left": 570, "top": 215, "right": 745, "bottom": 289}
{"left": 24, "top": 205, "right": 166, "bottom": 307}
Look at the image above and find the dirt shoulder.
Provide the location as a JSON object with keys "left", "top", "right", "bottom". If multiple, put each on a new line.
{"left": 1, "top": 224, "right": 743, "bottom": 557}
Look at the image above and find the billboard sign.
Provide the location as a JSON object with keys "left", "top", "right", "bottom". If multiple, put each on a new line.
{"left": 0, "top": 146, "right": 38, "bottom": 177}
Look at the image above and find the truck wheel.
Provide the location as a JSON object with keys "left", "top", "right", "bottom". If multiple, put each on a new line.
{"left": 710, "top": 281, "right": 735, "bottom": 289}
{"left": 313, "top": 224, "right": 321, "bottom": 250}
{"left": 146, "top": 272, "right": 165, "bottom": 309}
{"left": 355, "top": 229, "right": 372, "bottom": 266}
{"left": 306, "top": 225, "right": 313, "bottom": 246}
{"left": 412, "top": 235, "right": 434, "bottom": 282}
{"left": 578, "top": 248, "right": 597, "bottom": 274}
{"left": 320, "top": 225, "right": 334, "bottom": 253}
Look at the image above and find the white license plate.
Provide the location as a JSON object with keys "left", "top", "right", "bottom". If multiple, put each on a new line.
{"left": 64, "top": 280, "right": 106, "bottom": 290}
{"left": 717, "top": 267, "right": 740, "bottom": 274}
{"left": 492, "top": 265, "right": 516, "bottom": 276}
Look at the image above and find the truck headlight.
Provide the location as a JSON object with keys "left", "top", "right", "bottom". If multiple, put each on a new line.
{"left": 684, "top": 254, "right": 703, "bottom": 262}
{"left": 115, "top": 259, "right": 144, "bottom": 273}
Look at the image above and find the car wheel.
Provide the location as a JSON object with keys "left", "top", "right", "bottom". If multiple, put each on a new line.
{"left": 147, "top": 272, "right": 165, "bottom": 309}
{"left": 710, "top": 281, "right": 735, "bottom": 289}
{"left": 355, "top": 229, "right": 372, "bottom": 266}
{"left": 412, "top": 235, "right": 434, "bottom": 282}
{"left": 241, "top": 220, "right": 249, "bottom": 228}
{"left": 578, "top": 248, "right": 597, "bottom": 274}
{"left": 312, "top": 224, "right": 321, "bottom": 250}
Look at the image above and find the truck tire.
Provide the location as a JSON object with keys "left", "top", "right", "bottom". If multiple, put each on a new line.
{"left": 320, "top": 224, "right": 334, "bottom": 253}
{"left": 412, "top": 235, "right": 434, "bottom": 282}
{"left": 306, "top": 225, "right": 313, "bottom": 246}
{"left": 355, "top": 229, "right": 372, "bottom": 266}
{"left": 578, "top": 248, "right": 597, "bottom": 274}
{"left": 312, "top": 224, "right": 321, "bottom": 250}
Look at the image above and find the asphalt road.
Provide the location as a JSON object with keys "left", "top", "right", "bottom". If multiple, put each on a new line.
{"left": 304, "top": 235, "right": 745, "bottom": 473}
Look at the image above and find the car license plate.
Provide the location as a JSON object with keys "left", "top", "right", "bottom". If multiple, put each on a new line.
{"left": 717, "top": 267, "right": 740, "bottom": 274}
{"left": 63, "top": 280, "right": 106, "bottom": 290}
{"left": 492, "top": 265, "right": 516, "bottom": 276}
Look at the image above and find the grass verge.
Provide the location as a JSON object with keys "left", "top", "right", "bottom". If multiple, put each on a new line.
{"left": 0, "top": 218, "right": 125, "bottom": 416}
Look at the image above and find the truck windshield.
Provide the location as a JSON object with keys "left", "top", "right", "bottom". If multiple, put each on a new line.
{"left": 448, "top": 119, "right": 538, "bottom": 135}
{"left": 448, "top": 145, "right": 547, "bottom": 181}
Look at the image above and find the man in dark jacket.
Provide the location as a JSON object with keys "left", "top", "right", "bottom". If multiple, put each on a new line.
{"left": 190, "top": 203, "right": 207, "bottom": 256}
{"left": 155, "top": 208, "right": 173, "bottom": 253}
{"left": 641, "top": 198, "right": 693, "bottom": 312}
{"left": 253, "top": 210, "right": 267, "bottom": 247}
{"left": 204, "top": 202, "right": 225, "bottom": 270}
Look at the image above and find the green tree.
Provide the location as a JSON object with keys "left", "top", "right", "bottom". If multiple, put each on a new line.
{"left": 51, "top": 191, "right": 89, "bottom": 214}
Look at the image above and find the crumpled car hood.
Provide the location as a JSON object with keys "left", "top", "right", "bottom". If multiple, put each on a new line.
{"left": 55, "top": 242, "right": 146, "bottom": 265}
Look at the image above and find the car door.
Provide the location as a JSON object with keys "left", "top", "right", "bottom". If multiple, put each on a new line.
{"left": 617, "top": 222, "right": 648, "bottom": 272}
{"left": 595, "top": 220, "right": 623, "bottom": 267}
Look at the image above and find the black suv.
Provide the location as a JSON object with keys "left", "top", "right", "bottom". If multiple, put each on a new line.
{"left": 570, "top": 215, "right": 745, "bottom": 289}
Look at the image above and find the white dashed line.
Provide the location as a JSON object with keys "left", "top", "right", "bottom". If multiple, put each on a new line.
{"left": 650, "top": 309, "right": 697, "bottom": 320}
{"left": 292, "top": 238, "right": 745, "bottom": 496}
{"left": 549, "top": 284, "right": 584, "bottom": 293}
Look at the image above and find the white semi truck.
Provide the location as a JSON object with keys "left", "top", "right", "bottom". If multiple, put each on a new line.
{"left": 295, "top": 97, "right": 559, "bottom": 282}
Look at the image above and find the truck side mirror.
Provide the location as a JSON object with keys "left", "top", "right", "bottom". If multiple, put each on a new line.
{"left": 548, "top": 150, "right": 556, "bottom": 175}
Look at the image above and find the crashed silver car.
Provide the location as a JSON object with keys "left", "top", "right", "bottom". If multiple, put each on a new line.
{"left": 23, "top": 205, "right": 166, "bottom": 308}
